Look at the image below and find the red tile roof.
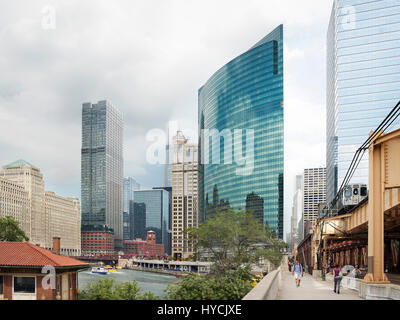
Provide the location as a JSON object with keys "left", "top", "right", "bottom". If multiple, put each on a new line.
{"left": 0, "top": 242, "right": 88, "bottom": 268}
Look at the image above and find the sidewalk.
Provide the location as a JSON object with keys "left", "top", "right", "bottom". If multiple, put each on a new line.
{"left": 276, "top": 271, "right": 363, "bottom": 300}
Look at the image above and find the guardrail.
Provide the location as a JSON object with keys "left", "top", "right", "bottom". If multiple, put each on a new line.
{"left": 242, "top": 267, "right": 281, "bottom": 300}
{"left": 325, "top": 273, "right": 400, "bottom": 300}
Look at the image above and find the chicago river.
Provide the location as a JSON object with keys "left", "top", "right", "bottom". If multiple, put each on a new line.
{"left": 78, "top": 269, "right": 181, "bottom": 297}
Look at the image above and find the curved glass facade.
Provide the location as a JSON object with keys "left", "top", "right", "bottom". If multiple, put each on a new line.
{"left": 198, "top": 25, "right": 284, "bottom": 238}
{"left": 326, "top": 0, "right": 400, "bottom": 203}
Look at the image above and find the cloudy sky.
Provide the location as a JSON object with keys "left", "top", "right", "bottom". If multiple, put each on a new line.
{"left": 0, "top": 0, "right": 334, "bottom": 237}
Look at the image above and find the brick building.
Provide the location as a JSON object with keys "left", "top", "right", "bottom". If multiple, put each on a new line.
{"left": 123, "top": 231, "right": 164, "bottom": 258}
{"left": 0, "top": 239, "right": 88, "bottom": 300}
{"left": 81, "top": 230, "right": 115, "bottom": 255}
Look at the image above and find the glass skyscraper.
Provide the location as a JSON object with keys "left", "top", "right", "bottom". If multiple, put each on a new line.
{"left": 123, "top": 177, "right": 140, "bottom": 240}
{"left": 327, "top": 0, "right": 400, "bottom": 203}
{"left": 132, "top": 189, "right": 170, "bottom": 255}
{"left": 81, "top": 100, "right": 124, "bottom": 251}
{"left": 198, "top": 25, "right": 284, "bottom": 238}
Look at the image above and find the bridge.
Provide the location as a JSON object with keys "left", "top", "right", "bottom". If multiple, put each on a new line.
{"left": 244, "top": 128, "right": 400, "bottom": 300}
{"left": 75, "top": 254, "right": 126, "bottom": 265}
{"left": 243, "top": 255, "right": 362, "bottom": 300}
{"left": 295, "top": 128, "right": 400, "bottom": 299}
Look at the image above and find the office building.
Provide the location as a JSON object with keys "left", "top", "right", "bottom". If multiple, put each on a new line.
{"left": 198, "top": 25, "right": 284, "bottom": 238}
{"left": 171, "top": 131, "right": 199, "bottom": 260}
{"left": 152, "top": 186, "right": 172, "bottom": 256}
{"left": 290, "top": 175, "right": 302, "bottom": 246}
{"left": 123, "top": 177, "right": 140, "bottom": 241}
{"left": 303, "top": 168, "right": 326, "bottom": 234}
{"left": 132, "top": 189, "right": 170, "bottom": 255}
{"left": 0, "top": 177, "right": 30, "bottom": 238}
{"left": 327, "top": 0, "right": 400, "bottom": 203}
{"left": 0, "top": 160, "right": 81, "bottom": 255}
{"left": 81, "top": 100, "right": 124, "bottom": 252}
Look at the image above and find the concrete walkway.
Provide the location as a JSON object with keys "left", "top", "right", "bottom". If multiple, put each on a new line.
{"left": 276, "top": 271, "right": 363, "bottom": 300}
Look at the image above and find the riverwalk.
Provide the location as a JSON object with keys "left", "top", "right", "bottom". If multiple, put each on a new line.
{"left": 276, "top": 271, "right": 363, "bottom": 300}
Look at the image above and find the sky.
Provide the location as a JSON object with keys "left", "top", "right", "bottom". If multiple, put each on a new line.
{"left": 0, "top": 0, "right": 334, "bottom": 238}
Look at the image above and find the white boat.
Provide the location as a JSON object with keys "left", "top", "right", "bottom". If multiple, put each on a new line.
{"left": 91, "top": 267, "right": 108, "bottom": 275}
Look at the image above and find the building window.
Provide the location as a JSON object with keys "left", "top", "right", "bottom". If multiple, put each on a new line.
{"left": 13, "top": 276, "right": 36, "bottom": 294}
{"left": 0, "top": 276, "right": 3, "bottom": 295}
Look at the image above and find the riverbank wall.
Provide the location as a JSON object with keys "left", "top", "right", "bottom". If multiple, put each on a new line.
{"left": 126, "top": 265, "right": 191, "bottom": 277}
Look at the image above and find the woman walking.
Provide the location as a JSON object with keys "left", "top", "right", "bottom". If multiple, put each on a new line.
{"left": 333, "top": 264, "right": 342, "bottom": 294}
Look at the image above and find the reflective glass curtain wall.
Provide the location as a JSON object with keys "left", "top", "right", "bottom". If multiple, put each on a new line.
{"left": 81, "top": 100, "right": 124, "bottom": 250}
{"left": 133, "top": 189, "right": 170, "bottom": 255}
{"left": 123, "top": 177, "right": 140, "bottom": 240}
{"left": 198, "top": 25, "right": 284, "bottom": 238}
{"left": 326, "top": 0, "right": 400, "bottom": 203}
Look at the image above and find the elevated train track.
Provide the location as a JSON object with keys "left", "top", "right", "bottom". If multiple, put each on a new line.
{"left": 297, "top": 126, "right": 400, "bottom": 285}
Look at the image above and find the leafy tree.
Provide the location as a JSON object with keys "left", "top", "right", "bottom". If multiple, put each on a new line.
{"left": 78, "top": 278, "right": 159, "bottom": 300}
{"left": 79, "top": 277, "right": 115, "bottom": 300}
{"left": 113, "top": 281, "right": 141, "bottom": 300}
{"left": 165, "top": 266, "right": 253, "bottom": 300}
{"left": 0, "top": 216, "right": 29, "bottom": 242}
{"left": 165, "top": 209, "right": 287, "bottom": 300}
{"left": 185, "top": 209, "right": 287, "bottom": 276}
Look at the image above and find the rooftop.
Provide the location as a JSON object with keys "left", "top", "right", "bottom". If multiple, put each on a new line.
{"left": 4, "top": 159, "right": 35, "bottom": 168}
{"left": 0, "top": 242, "right": 88, "bottom": 269}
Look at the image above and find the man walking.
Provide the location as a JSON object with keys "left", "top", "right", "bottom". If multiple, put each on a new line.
{"left": 292, "top": 259, "right": 303, "bottom": 287}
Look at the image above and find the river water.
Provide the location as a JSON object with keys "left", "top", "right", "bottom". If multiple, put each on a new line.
{"left": 78, "top": 269, "right": 181, "bottom": 298}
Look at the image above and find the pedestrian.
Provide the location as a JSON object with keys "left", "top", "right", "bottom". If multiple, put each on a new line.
{"left": 333, "top": 264, "right": 343, "bottom": 294}
{"left": 288, "top": 258, "right": 291, "bottom": 272}
{"left": 351, "top": 264, "right": 361, "bottom": 279}
{"left": 292, "top": 259, "right": 303, "bottom": 287}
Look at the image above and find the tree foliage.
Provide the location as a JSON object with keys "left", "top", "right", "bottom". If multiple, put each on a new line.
{"left": 165, "top": 209, "right": 287, "bottom": 300}
{"left": 165, "top": 266, "right": 253, "bottom": 300}
{"left": 78, "top": 278, "right": 158, "bottom": 300}
{"left": 0, "top": 216, "right": 29, "bottom": 242}
{"left": 185, "top": 209, "right": 287, "bottom": 276}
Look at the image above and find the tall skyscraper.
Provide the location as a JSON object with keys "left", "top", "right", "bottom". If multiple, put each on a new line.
{"left": 132, "top": 189, "right": 170, "bottom": 255}
{"left": 198, "top": 25, "right": 284, "bottom": 238}
{"left": 123, "top": 177, "right": 140, "bottom": 241}
{"left": 164, "top": 125, "right": 172, "bottom": 188}
{"left": 303, "top": 168, "right": 326, "bottom": 237}
{"left": 290, "top": 175, "right": 302, "bottom": 247}
{"left": 152, "top": 186, "right": 172, "bottom": 256}
{"left": 81, "top": 100, "right": 124, "bottom": 252}
{"left": 326, "top": 0, "right": 400, "bottom": 203}
{"left": 171, "top": 131, "right": 199, "bottom": 260}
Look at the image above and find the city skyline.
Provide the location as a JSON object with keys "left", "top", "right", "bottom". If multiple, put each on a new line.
{"left": 0, "top": 0, "right": 335, "bottom": 239}
{"left": 1, "top": 0, "right": 400, "bottom": 303}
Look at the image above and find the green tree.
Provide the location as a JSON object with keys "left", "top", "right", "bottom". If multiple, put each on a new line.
{"left": 78, "top": 278, "right": 159, "bottom": 300}
{"left": 166, "top": 209, "right": 288, "bottom": 300}
{"left": 0, "top": 216, "right": 29, "bottom": 242}
{"left": 165, "top": 266, "right": 253, "bottom": 300}
{"left": 185, "top": 209, "right": 287, "bottom": 276}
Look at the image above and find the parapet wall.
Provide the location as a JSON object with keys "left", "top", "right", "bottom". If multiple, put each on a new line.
{"left": 326, "top": 274, "right": 400, "bottom": 300}
{"left": 242, "top": 267, "right": 281, "bottom": 300}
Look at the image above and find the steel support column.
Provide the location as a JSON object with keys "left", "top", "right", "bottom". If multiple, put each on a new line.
{"left": 364, "top": 135, "right": 390, "bottom": 283}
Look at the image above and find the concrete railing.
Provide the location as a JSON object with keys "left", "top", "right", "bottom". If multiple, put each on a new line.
{"left": 242, "top": 267, "right": 281, "bottom": 300}
{"left": 326, "top": 273, "right": 400, "bottom": 300}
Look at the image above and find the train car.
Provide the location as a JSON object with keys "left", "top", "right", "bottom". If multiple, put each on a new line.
{"left": 318, "top": 183, "right": 368, "bottom": 218}
{"left": 337, "top": 183, "right": 368, "bottom": 214}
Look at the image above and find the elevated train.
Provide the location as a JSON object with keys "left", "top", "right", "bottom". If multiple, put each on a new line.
{"left": 320, "top": 183, "right": 368, "bottom": 218}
